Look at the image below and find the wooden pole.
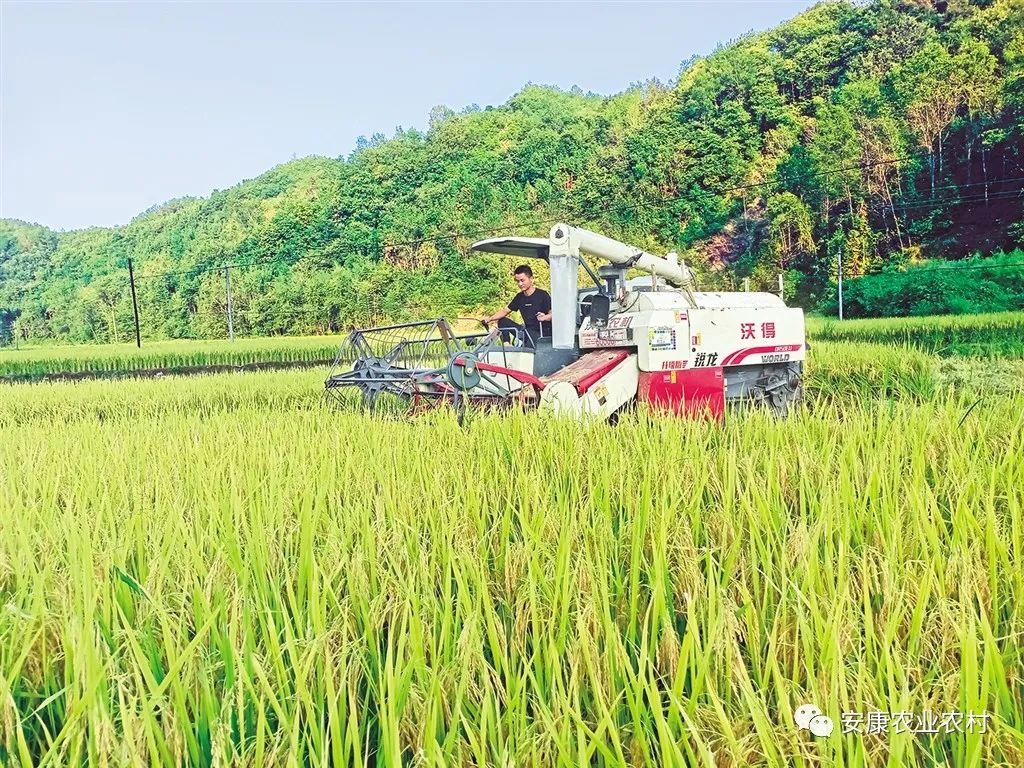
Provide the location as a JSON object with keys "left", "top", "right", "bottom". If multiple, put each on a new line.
{"left": 837, "top": 247, "right": 844, "bottom": 321}
{"left": 225, "top": 265, "right": 235, "bottom": 341}
{"left": 128, "top": 258, "right": 142, "bottom": 348}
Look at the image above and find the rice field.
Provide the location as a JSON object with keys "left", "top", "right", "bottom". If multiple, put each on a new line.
{"left": 807, "top": 311, "right": 1024, "bottom": 358}
{"left": 0, "top": 336, "right": 343, "bottom": 380}
{"left": 2, "top": 309, "right": 1021, "bottom": 381}
{"left": 1, "top": 341, "right": 1022, "bottom": 767}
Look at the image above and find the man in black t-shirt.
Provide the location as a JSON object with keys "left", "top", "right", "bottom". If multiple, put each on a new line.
{"left": 482, "top": 264, "right": 552, "bottom": 345}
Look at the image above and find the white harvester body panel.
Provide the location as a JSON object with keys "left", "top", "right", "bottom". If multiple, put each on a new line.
{"left": 579, "top": 288, "right": 805, "bottom": 372}
{"left": 687, "top": 306, "right": 806, "bottom": 370}
{"left": 480, "top": 349, "right": 535, "bottom": 393}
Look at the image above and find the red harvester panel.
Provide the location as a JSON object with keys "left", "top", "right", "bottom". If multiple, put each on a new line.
{"left": 542, "top": 349, "right": 631, "bottom": 395}
{"left": 637, "top": 367, "right": 724, "bottom": 421}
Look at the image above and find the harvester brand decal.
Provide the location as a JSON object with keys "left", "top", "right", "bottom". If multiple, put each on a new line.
{"left": 661, "top": 359, "right": 687, "bottom": 370}
{"left": 692, "top": 352, "right": 719, "bottom": 367}
{"left": 740, "top": 321, "right": 777, "bottom": 340}
{"left": 721, "top": 344, "right": 802, "bottom": 366}
{"left": 607, "top": 316, "right": 633, "bottom": 329}
{"left": 648, "top": 327, "right": 676, "bottom": 350}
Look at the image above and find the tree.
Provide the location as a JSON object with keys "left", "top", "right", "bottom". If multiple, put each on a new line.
{"left": 766, "top": 192, "right": 816, "bottom": 269}
{"left": 893, "top": 42, "right": 961, "bottom": 192}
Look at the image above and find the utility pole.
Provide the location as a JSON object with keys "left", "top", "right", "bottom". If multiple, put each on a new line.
{"left": 837, "top": 247, "right": 844, "bottom": 321}
{"left": 127, "top": 258, "right": 142, "bottom": 348}
{"left": 225, "top": 265, "right": 235, "bottom": 341}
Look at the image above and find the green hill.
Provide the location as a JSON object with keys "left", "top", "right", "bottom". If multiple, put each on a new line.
{"left": 2, "top": 0, "right": 1022, "bottom": 343}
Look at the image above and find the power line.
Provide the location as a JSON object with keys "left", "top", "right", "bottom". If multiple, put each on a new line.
{"left": 134, "top": 253, "right": 293, "bottom": 281}
{"left": 125, "top": 149, "right": 982, "bottom": 281}
{"left": 126, "top": 185, "right": 1022, "bottom": 291}
{"left": 372, "top": 151, "right": 1023, "bottom": 256}
{"left": 887, "top": 188, "right": 1023, "bottom": 213}
{"left": 861, "top": 260, "right": 1024, "bottom": 277}
{"left": 379, "top": 217, "right": 566, "bottom": 250}
{"left": 120, "top": 153, "right": 1020, "bottom": 296}
{"left": 377, "top": 153, "right": 932, "bottom": 252}
{"left": 717, "top": 152, "right": 927, "bottom": 196}
{"left": 133, "top": 180, "right": 1022, "bottom": 284}
{"left": 892, "top": 175, "right": 1024, "bottom": 197}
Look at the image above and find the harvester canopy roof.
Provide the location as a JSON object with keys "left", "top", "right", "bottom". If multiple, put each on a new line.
{"left": 470, "top": 236, "right": 550, "bottom": 261}
{"left": 691, "top": 291, "right": 787, "bottom": 308}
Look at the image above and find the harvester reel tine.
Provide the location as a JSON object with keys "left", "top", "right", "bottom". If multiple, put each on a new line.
{"left": 363, "top": 388, "right": 379, "bottom": 410}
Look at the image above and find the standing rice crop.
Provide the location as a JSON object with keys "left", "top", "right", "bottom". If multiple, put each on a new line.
{"left": 808, "top": 311, "right": 1024, "bottom": 358}
{"left": 0, "top": 367, "right": 1021, "bottom": 766}
{"left": 0, "top": 336, "right": 343, "bottom": 379}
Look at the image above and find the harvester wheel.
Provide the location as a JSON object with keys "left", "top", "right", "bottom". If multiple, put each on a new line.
{"left": 746, "top": 367, "right": 803, "bottom": 418}
{"left": 766, "top": 372, "right": 802, "bottom": 418}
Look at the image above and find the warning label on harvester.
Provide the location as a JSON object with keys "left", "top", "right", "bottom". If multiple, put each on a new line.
{"left": 648, "top": 327, "right": 676, "bottom": 350}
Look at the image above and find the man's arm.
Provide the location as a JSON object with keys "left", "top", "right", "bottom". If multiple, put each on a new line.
{"left": 536, "top": 291, "right": 553, "bottom": 322}
{"left": 485, "top": 294, "right": 520, "bottom": 324}
{"left": 482, "top": 307, "right": 512, "bottom": 324}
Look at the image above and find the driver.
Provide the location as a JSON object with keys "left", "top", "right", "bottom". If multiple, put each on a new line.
{"left": 482, "top": 264, "right": 552, "bottom": 346}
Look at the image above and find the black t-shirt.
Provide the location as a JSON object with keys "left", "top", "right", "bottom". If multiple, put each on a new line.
{"left": 508, "top": 288, "right": 552, "bottom": 340}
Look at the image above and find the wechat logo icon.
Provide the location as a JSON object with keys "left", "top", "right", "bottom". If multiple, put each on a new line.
{"left": 795, "top": 703, "right": 834, "bottom": 738}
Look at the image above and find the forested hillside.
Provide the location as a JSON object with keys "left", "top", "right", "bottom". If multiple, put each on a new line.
{"left": 2, "top": 0, "right": 1022, "bottom": 343}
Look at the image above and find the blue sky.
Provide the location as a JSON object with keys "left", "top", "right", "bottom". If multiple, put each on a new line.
{"left": 1, "top": 1, "right": 816, "bottom": 230}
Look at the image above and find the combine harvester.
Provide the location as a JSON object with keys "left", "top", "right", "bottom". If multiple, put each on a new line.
{"left": 326, "top": 223, "right": 806, "bottom": 421}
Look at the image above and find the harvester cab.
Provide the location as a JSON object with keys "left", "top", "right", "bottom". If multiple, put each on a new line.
{"left": 326, "top": 223, "right": 806, "bottom": 421}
